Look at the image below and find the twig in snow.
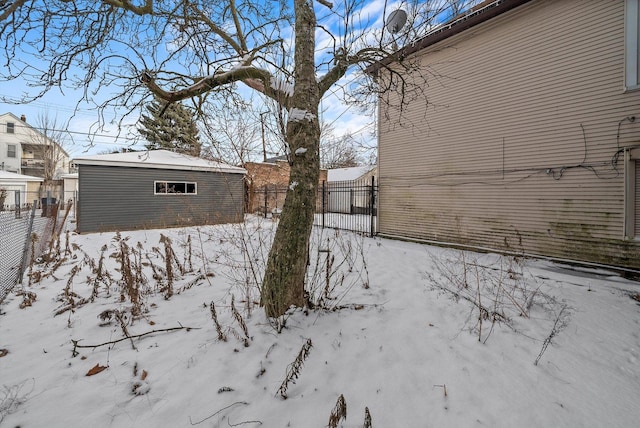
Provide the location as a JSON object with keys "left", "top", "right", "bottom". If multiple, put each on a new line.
{"left": 188, "top": 401, "right": 248, "bottom": 425}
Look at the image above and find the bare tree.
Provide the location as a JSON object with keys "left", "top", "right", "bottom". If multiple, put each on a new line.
{"left": 321, "top": 134, "right": 361, "bottom": 169}
{"left": 1, "top": 0, "right": 471, "bottom": 319}
{"left": 199, "top": 97, "right": 285, "bottom": 165}
{"left": 33, "top": 111, "right": 69, "bottom": 197}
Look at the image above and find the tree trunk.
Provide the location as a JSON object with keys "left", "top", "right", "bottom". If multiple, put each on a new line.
{"left": 261, "top": 0, "right": 320, "bottom": 318}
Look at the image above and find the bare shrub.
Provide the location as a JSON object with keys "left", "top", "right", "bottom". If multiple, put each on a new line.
{"left": 425, "top": 249, "right": 566, "bottom": 344}
{"left": 205, "top": 218, "right": 272, "bottom": 317}
{"left": 306, "top": 228, "right": 371, "bottom": 311}
{"left": 0, "top": 380, "right": 34, "bottom": 424}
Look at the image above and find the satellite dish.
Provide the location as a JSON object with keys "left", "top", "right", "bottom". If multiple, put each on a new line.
{"left": 386, "top": 9, "right": 407, "bottom": 34}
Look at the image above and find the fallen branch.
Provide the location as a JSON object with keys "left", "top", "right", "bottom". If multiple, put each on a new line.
{"left": 71, "top": 325, "right": 199, "bottom": 357}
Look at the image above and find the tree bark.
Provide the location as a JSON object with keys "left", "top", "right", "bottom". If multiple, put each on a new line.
{"left": 261, "top": 0, "right": 320, "bottom": 318}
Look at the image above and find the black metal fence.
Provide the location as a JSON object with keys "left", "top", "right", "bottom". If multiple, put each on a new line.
{"left": 316, "top": 176, "right": 378, "bottom": 236}
{"left": 248, "top": 176, "right": 378, "bottom": 236}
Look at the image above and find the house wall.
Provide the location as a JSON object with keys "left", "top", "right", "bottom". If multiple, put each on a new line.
{"left": 378, "top": 0, "right": 640, "bottom": 268}
{"left": 0, "top": 115, "right": 25, "bottom": 173}
{"left": 77, "top": 165, "right": 244, "bottom": 233}
{"left": 326, "top": 168, "right": 377, "bottom": 214}
{"left": 63, "top": 176, "right": 78, "bottom": 203}
{"left": 0, "top": 113, "right": 70, "bottom": 178}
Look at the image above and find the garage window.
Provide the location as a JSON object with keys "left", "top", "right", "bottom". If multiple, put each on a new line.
{"left": 154, "top": 181, "right": 197, "bottom": 195}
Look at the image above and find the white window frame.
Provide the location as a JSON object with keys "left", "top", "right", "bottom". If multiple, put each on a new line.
{"left": 6, "top": 122, "right": 14, "bottom": 133}
{"left": 624, "top": 147, "right": 639, "bottom": 240}
{"left": 7, "top": 144, "right": 16, "bottom": 158}
{"left": 154, "top": 180, "right": 197, "bottom": 195}
{"left": 625, "top": 0, "right": 640, "bottom": 90}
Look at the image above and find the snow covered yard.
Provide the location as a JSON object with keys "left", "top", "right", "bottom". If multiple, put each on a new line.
{"left": 1, "top": 218, "right": 639, "bottom": 427}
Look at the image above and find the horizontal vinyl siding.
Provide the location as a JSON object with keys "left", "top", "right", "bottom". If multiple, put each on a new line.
{"left": 77, "top": 165, "right": 243, "bottom": 233}
{"left": 636, "top": 161, "right": 640, "bottom": 238}
{"left": 379, "top": 0, "right": 640, "bottom": 268}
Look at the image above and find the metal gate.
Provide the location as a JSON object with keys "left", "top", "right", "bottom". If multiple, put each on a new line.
{"left": 315, "top": 176, "right": 378, "bottom": 236}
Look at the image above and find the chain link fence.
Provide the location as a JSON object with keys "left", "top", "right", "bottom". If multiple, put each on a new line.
{"left": 0, "top": 198, "right": 63, "bottom": 302}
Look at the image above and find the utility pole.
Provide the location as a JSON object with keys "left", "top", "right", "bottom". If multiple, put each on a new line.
{"left": 260, "top": 111, "right": 267, "bottom": 162}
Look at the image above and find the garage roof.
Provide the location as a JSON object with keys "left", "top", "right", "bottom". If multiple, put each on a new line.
{"left": 0, "top": 170, "right": 44, "bottom": 182}
{"left": 72, "top": 150, "right": 246, "bottom": 174}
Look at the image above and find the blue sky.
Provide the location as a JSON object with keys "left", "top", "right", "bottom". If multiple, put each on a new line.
{"left": 0, "top": 0, "right": 475, "bottom": 159}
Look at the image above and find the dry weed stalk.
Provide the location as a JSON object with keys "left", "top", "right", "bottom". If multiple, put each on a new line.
{"left": 363, "top": 406, "right": 372, "bottom": 428}
{"left": 54, "top": 265, "right": 89, "bottom": 319}
{"left": 328, "top": 394, "right": 347, "bottom": 428}
{"left": 27, "top": 232, "right": 38, "bottom": 286}
{"left": 160, "top": 234, "right": 175, "bottom": 298}
{"left": 534, "top": 304, "right": 568, "bottom": 366}
{"left": 64, "top": 230, "right": 71, "bottom": 256}
{"left": 209, "top": 301, "right": 227, "bottom": 342}
{"left": 90, "top": 244, "right": 112, "bottom": 300}
{"left": 184, "top": 235, "right": 193, "bottom": 273}
{"left": 17, "top": 290, "right": 37, "bottom": 309}
{"left": 230, "top": 295, "right": 250, "bottom": 347}
{"left": 277, "top": 338, "right": 313, "bottom": 399}
{"left": 110, "top": 233, "right": 147, "bottom": 316}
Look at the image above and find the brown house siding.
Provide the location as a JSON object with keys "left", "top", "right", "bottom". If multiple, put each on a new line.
{"left": 378, "top": 0, "right": 640, "bottom": 268}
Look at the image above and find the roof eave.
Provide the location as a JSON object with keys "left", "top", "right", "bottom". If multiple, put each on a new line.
{"left": 366, "top": 0, "right": 533, "bottom": 75}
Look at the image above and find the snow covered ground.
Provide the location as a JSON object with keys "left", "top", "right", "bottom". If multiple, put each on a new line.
{"left": 1, "top": 218, "right": 639, "bottom": 427}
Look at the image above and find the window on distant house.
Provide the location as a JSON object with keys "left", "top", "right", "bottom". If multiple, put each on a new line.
{"left": 154, "top": 181, "right": 197, "bottom": 195}
{"left": 6, "top": 122, "right": 14, "bottom": 133}
{"left": 626, "top": 0, "right": 640, "bottom": 89}
{"left": 7, "top": 144, "right": 16, "bottom": 158}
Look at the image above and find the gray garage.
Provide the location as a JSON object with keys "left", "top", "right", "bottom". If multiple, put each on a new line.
{"left": 73, "top": 150, "right": 246, "bottom": 233}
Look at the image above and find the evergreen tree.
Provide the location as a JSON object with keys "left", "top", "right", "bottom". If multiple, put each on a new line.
{"left": 138, "top": 99, "right": 202, "bottom": 156}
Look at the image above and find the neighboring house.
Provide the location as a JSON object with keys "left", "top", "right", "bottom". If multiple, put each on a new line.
{"left": 72, "top": 150, "right": 246, "bottom": 233}
{"left": 370, "top": 0, "right": 640, "bottom": 269}
{"left": 325, "top": 166, "right": 377, "bottom": 214}
{"left": 0, "top": 113, "right": 70, "bottom": 181}
{"left": 0, "top": 170, "right": 43, "bottom": 210}
{"left": 244, "top": 158, "right": 328, "bottom": 214}
{"left": 60, "top": 172, "right": 79, "bottom": 203}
